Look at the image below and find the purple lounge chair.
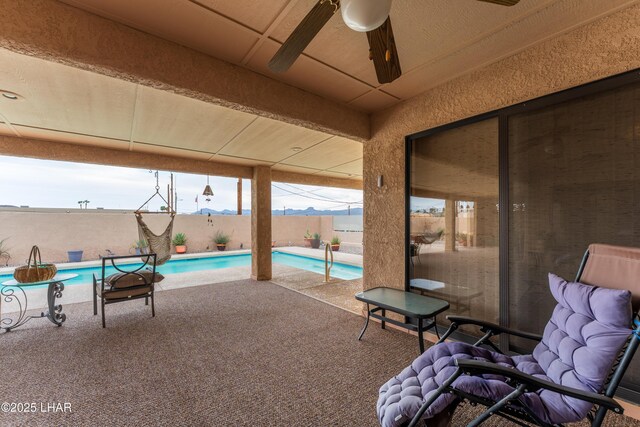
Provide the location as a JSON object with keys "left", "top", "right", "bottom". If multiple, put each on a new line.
{"left": 377, "top": 244, "right": 640, "bottom": 427}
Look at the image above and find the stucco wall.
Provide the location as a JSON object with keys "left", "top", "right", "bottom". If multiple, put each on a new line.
{"left": 0, "top": 211, "right": 336, "bottom": 264}
{"left": 364, "top": 4, "right": 640, "bottom": 290}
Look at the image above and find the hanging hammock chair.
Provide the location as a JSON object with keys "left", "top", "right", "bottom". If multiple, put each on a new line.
{"left": 135, "top": 172, "right": 175, "bottom": 265}
{"left": 135, "top": 212, "right": 175, "bottom": 265}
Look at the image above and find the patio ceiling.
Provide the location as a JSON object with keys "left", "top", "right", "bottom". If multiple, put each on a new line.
{"left": 0, "top": 0, "right": 634, "bottom": 185}
{"left": 58, "top": 0, "right": 638, "bottom": 113}
{"left": 0, "top": 48, "right": 363, "bottom": 180}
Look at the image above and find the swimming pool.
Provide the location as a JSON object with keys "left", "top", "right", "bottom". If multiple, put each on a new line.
{"left": 0, "top": 251, "right": 362, "bottom": 287}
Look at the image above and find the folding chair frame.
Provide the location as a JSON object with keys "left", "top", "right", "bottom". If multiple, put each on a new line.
{"left": 93, "top": 254, "right": 157, "bottom": 328}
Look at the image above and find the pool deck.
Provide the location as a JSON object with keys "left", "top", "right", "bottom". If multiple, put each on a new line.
{"left": 0, "top": 247, "right": 364, "bottom": 315}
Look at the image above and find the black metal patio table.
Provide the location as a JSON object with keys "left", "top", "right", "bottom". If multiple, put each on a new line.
{"left": 1, "top": 273, "right": 75, "bottom": 332}
{"left": 355, "top": 287, "right": 449, "bottom": 354}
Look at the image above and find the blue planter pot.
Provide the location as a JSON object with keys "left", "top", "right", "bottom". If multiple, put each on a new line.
{"left": 67, "top": 250, "right": 83, "bottom": 262}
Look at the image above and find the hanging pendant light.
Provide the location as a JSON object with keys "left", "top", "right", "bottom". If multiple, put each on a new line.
{"left": 203, "top": 175, "right": 214, "bottom": 201}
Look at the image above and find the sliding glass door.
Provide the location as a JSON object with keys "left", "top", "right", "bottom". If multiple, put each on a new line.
{"left": 508, "top": 80, "right": 640, "bottom": 391}
{"left": 409, "top": 117, "right": 499, "bottom": 333}
{"left": 407, "top": 70, "right": 640, "bottom": 399}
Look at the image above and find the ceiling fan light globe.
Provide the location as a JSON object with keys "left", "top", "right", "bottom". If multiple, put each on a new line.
{"left": 341, "top": 0, "right": 391, "bottom": 32}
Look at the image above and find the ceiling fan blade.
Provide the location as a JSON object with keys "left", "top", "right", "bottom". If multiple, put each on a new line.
{"left": 268, "top": 0, "right": 339, "bottom": 73}
{"left": 476, "top": 0, "right": 520, "bottom": 6}
{"left": 366, "top": 17, "right": 402, "bottom": 84}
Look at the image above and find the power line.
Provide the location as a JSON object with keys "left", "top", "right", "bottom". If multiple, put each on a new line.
{"left": 271, "top": 184, "right": 363, "bottom": 204}
{"left": 274, "top": 183, "right": 363, "bottom": 204}
{"left": 271, "top": 185, "right": 326, "bottom": 198}
{"left": 278, "top": 182, "right": 354, "bottom": 202}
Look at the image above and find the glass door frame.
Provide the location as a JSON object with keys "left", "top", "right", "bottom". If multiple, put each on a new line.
{"left": 404, "top": 67, "right": 640, "bottom": 402}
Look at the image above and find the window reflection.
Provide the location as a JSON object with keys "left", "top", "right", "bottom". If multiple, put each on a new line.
{"left": 409, "top": 118, "right": 499, "bottom": 333}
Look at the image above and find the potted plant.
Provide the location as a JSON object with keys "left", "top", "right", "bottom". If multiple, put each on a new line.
{"left": 172, "top": 232, "right": 188, "bottom": 254}
{"left": 455, "top": 232, "right": 468, "bottom": 246}
{"left": 214, "top": 231, "right": 230, "bottom": 251}
{"left": 67, "top": 249, "right": 83, "bottom": 262}
{"left": 310, "top": 232, "right": 321, "bottom": 249}
{"left": 132, "top": 240, "right": 148, "bottom": 255}
{"left": 303, "top": 229, "right": 312, "bottom": 247}
{"left": 330, "top": 236, "right": 341, "bottom": 252}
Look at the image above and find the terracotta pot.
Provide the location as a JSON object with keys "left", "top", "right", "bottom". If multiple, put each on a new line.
{"left": 331, "top": 244, "right": 340, "bottom": 252}
{"left": 175, "top": 245, "right": 187, "bottom": 254}
{"left": 310, "top": 238, "right": 321, "bottom": 249}
{"left": 272, "top": 241, "right": 276, "bottom": 248}
{"left": 216, "top": 243, "right": 226, "bottom": 251}
{"left": 304, "top": 238, "right": 312, "bottom": 247}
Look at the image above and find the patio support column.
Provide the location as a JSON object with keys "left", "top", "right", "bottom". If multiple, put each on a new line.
{"left": 237, "top": 178, "right": 242, "bottom": 215}
{"left": 445, "top": 199, "right": 456, "bottom": 252}
{"left": 251, "top": 166, "right": 272, "bottom": 281}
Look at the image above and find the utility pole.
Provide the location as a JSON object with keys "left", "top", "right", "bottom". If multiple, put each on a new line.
{"left": 237, "top": 178, "right": 242, "bottom": 215}
{"left": 348, "top": 205, "right": 351, "bottom": 216}
{"left": 284, "top": 206, "right": 286, "bottom": 216}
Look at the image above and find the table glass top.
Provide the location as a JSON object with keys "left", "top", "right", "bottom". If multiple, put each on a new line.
{"left": 355, "top": 287, "right": 449, "bottom": 316}
{"left": 1, "top": 273, "right": 78, "bottom": 287}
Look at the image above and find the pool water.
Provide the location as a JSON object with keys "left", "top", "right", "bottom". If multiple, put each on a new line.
{"left": 0, "top": 251, "right": 362, "bottom": 287}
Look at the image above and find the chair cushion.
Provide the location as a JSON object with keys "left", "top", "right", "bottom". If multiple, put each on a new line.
{"left": 530, "top": 273, "right": 631, "bottom": 422}
{"left": 378, "top": 342, "right": 511, "bottom": 427}
{"left": 105, "top": 270, "right": 164, "bottom": 288}
{"left": 377, "top": 275, "right": 632, "bottom": 427}
{"left": 102, "top": 286, "right": 152, "bottom": 300}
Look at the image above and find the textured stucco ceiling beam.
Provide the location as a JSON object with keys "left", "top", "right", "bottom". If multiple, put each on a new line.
{"left": 0, "top": 135, "right": 254, "bottom": 179}
{"left": 0, "top": 135, "right": 363, "bottom": 189}
{"left": 0, "top": 0, "right": 370, "bottom": 142}
{"left": 271, "top": 170, "right": 362, "bottom": 190}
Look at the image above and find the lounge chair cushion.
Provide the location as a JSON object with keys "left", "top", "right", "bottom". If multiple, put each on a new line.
{"left": 530, "top": 273, "right": 631, "bottom": 421}
{"left": 377, "top": 274, "right": 631, "bottom": 427}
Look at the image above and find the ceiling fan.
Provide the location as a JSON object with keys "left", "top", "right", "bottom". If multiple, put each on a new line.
{"left": 268, "top": 0, "right": 521, "bottom": 85}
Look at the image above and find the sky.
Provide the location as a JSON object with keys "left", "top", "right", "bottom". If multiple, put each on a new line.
{"left": 410, "top": 196, "right": 445, "bottom": 212}
{"left": 0, "top": 155, "right": 363, "bottom": 214}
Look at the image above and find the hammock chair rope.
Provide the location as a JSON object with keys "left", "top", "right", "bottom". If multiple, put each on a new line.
{"left": 135, "top": 212, "right": 175, "bottom": 265}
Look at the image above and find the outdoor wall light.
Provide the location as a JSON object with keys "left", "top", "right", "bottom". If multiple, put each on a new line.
{"left": 377, "top": 174, "right": 384, "bottom": 188}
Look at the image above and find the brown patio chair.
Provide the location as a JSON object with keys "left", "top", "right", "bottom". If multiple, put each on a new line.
{"left": 92, "top": 254, "right": 159, "bottom": 328}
